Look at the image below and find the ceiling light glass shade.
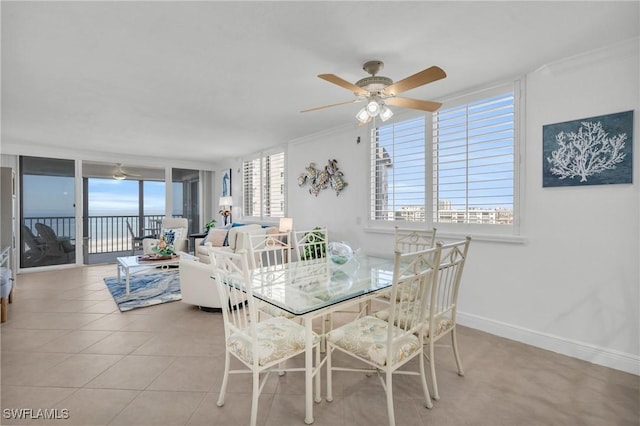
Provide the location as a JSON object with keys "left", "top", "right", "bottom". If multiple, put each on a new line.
{"left": 366, "top": 100, "right": 381, "bottom": 117}
{"left": 356, "top": 107, "right": 370, "bottom": 123}
{"left": 379, "top": 105, "right": 394, "bottom": 122}
{"left": 113, "top": 174, "right": 126, "bottom": 180}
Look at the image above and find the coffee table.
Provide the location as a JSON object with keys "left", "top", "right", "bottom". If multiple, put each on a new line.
{"left": 116, "top": 252, "right": 197, "bottom": 295}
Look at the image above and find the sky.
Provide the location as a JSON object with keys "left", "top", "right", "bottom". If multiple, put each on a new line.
{"left": 22, "top": 176, "right": 181, "bottom": 217}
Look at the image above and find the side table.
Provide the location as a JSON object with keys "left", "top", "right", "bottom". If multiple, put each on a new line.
{"left": 188, "top": 231, "right": 208, "bottom": 254}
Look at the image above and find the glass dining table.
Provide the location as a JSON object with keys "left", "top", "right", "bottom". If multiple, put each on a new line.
{"left": 249, "top": 254, "right": 396, "bottom": 424}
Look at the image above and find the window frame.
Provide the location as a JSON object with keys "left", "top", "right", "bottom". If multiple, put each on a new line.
{"left": 368, "top": 79, "right": 523, "bottom": 239}
{"left": 241, "top": 147, "right": 287, "bottom": 222}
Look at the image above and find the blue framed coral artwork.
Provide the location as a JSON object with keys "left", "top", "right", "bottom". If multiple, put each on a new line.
{"left": 543, "top": 110, "right": 633, "bottom": 187}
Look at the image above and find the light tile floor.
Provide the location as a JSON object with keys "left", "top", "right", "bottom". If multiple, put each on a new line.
{"left": 1, "top": 265, "right": 638, "bottom": 426}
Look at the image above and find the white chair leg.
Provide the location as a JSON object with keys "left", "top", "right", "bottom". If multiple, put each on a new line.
{"left": 419, "top": 349, "right": 434, "bottom": 409}
{"left": 451, "top": 328, "right": 465, "bottom": 376}
{"left": 320, "top": 316, "right": 326, "bottom": 353}
{"left": 429, "top": 340, "right": 440, "bottom": 401}
{"left": 250, "top": 370, "right": 259, "bottom": 426}
{"left": 314, "top": 339, "right": 321, "bottom": 403}
{"left": 326, "top": 345, "right": 333, "bottom": 402}
{"left": 217, "top": 353, "right": 230, "bottom": 407}
{"left": 386, "top": 369, "right": 395, "bottom": 426}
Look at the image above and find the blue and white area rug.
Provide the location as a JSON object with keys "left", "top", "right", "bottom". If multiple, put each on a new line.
{"left": 103, "top": 270, "right": 181, "bottom": 312}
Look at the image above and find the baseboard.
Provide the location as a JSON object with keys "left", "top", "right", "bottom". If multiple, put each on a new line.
{"left": 457, "top": 312, "right": 640, "bottom": 376}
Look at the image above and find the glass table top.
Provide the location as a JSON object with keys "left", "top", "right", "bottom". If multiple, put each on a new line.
{"left": 249, "top": 255, "right": 395, "bottom": 316}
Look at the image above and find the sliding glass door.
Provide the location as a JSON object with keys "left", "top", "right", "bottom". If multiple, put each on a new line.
{"left": 172, "top": 168, "right": 200, "bottom": 235}
{"left": 83, "top": 161, "right": 165, "bottom": 264}
{"left": 20, "top": 156, "right": 76, "bottom": 268}
{"left": 19, "top": 158, "right": 204, "bottom": 267}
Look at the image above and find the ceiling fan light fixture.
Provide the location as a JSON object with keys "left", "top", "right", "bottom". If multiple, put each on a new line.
{"left": 366, "top": 99, "right": 381, "bottom": 117}
{"left": 379, "top": 105, "right": 394, "bottom": 122}
{"left": 113, "top": 173, "right": 126, "bottom": 180}
{"left": 356, "top": 107, "right": 370, "bottom": 123}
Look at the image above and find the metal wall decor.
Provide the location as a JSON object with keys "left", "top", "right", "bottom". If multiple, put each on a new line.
{"left": 298, "top": 159, "right": 348, "bottom": 196}
{"left": 543, "top": 110, "right": 633, "bottom": 187}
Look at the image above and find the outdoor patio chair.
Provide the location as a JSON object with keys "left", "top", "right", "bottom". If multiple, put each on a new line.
{"left": 126, "top": 220, "right": 155, "bottom": 255}
{"left": 34, "top": 223, "right": 75, "bottom": 262}
{"left": 22, "top": 225, "right": 47, "bottom": 265}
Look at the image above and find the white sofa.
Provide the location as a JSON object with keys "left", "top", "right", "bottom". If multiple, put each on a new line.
{"left": 194, "top": 224, "right": 276, "bottom": 264}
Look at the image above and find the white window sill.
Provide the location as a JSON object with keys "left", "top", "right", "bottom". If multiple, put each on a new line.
{"left": 363, "top": 226, "right": 527, "bottom": 244}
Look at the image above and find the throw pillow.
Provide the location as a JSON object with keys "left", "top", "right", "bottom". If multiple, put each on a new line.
{"left": 224, "top": 223, "right": 247, "bottom": 246}
{"left": 207, "top": 229, "right": 228, "bottom": 247}
{"left": 163, "top": 230, "right": 176, "bottom": 245}
{"left": 163, "top": 228, "right": 183, "bottom": 242}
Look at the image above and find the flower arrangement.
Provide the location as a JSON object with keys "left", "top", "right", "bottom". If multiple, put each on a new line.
{"left": 153, "top": 235, "right": 175, "bottom": 257}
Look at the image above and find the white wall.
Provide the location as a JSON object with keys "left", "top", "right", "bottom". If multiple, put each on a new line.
{"left": 279, "top": 39, "right": 639, "bottom": 374}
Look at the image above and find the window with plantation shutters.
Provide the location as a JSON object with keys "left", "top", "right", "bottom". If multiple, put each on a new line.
{"left": 369, "top": 81, "right": 519, "bottom": 232}
{"left": 243, "top": 151, "right": 285, "bottom": 219}
{"left": 370, "top": 116, "right": 426, "bottom": 222}
{"left": 432, "top": 92, "right": 514, "bottom": 225}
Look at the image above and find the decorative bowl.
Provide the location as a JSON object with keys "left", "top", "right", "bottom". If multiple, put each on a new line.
{"left": 328, "top": 241, "right": 353, "bottom": 266}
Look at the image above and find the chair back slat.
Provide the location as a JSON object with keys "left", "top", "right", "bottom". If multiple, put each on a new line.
{"left": 394, "top": 227, "right": 437, "bottom": 254}
{"left": 293, "top": 227, "right": 328, "bottom": 262}
{"left": 430, "top": 237, "right": 471, "bottom": 328}
{"left": 209, "top": 248, "right": 256, "bottom": 341}
{"left": 387, "top": 245, "right": 442, "bottom": 345}
{"left": 247, "top": 231, "right": 292, "bottom": 269}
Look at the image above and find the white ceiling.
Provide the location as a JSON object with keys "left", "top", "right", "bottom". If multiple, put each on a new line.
{"left": 2, "top": 1, "right": 638, "bottom": 165}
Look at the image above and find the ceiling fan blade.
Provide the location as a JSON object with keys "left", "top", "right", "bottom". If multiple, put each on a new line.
{"left": 382, "top": 66, "right": 446, "bottom": 96}
{"left": 301, "top": 99, "right": 362, "bottom": 113}
{"left": 318, "top": 74, "right": 368, "bottom": 96}
{"left": 385, "top": 97, "right": 443, "bottom": 112}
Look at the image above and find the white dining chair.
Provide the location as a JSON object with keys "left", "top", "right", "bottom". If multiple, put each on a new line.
{"left": 394, "top": 226, "right": 437, "bottom": 253}
{"left": 374, "top": 236, "right": 471, "bottom": 401}
{"left": 208, "top": 247, "right": 321, "bottom": 426}
{"left": 423, "top": 236, "right": 471, "bottom": 400}
{"left": 293, "top": 227, "right": 328, "bottom": 262}
{"left": 292, "top": 227, "right": 339, "bottom": 346}
{"left": 246, "top": 230, "right": 293, "bottom": 269}
{"left": 376, "top": 226, "right": 438, "bottom": 306}
{"left": 246, "top": 231, "right": 298, "bottom": 320}
{"left": 326, "top": 245, "right": 443, "bottom": 426}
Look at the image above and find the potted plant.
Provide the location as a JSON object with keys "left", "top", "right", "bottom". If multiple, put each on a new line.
{"left": 204, "top": 219, "right": 217, "bottom": 232}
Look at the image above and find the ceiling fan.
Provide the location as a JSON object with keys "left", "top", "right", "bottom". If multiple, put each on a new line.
{"left": 301, "top": 60, "right": 446, "bottom": 124}
{"left": 112, "top": 163, "right": 141, "bottom": 180}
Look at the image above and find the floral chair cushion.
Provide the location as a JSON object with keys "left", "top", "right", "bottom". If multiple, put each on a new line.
{"left": 228, "top": 316, "right": 319, "bottom": 366}
{"left": 326, "top": 316, "right": 421, "bottom": 367}
{"left": 374, "top": 307, "right": 454, "bottom": 337}
{"left": 257, "top": 301, "right": 296, "bottom": 319}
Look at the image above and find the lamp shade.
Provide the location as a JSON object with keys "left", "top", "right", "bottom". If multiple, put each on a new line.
{"left": 219, "top": 196, "right": 233, "bottom": 207}
{"left": 279, "top": 217, "right": 293, "bottom": 232}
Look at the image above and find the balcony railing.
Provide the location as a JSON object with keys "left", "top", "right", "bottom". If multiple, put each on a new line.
{"left": 23, "top": 214, "right": 167, "bottom": 254}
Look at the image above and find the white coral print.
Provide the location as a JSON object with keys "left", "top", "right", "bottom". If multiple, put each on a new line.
{"left": 547, "top": 121, "right": 627, "bottom": 182}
